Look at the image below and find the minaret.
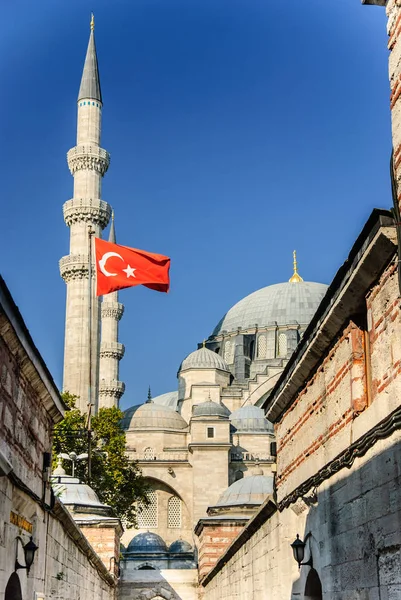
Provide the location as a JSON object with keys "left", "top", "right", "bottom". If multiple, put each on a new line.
{"left": 99, "top": 213, "right": 125, "bottom": 408}
{"left": 60, "top": 15, "right": 111, "bottom": 413}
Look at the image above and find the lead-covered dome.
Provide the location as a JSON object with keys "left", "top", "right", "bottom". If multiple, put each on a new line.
{"left": 193, "top": 400, "right": 230, "bottom": 418}
{"left": 230, "top": 405, "right": 274, "bottom": 433}
{"left": 180, "top": 346, "right": 229, "bottom": 372}
{"left": 169, "top": 539, "right": 193, "bottom": 553}
{"left": 122, "top": 402, "right": 188, "bottom": 431}
{"left": 215, "top": 473, "right": 274, "bottom": 508}
{"left": 212, "top": 281, "right": 328, "bottom": 337}
{"left": 127, "top": 532, "right": 167, "bottom": 553}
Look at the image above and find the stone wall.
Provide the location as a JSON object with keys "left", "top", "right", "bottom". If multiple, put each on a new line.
{"left": 119, "top": 568, "right": 198, "bottom": 600}
{"left": 202, "top": 431, "right": 401, "bottom": 599}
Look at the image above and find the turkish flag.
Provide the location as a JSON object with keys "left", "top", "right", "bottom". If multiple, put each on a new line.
{"left": 95, "top": 238, "right": 170, "bottom": 296}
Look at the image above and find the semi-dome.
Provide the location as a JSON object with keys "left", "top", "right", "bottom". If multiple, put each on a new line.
{"left": 215, "top": 473, "right": 274, "bottom": 508}
{"left": 127, "top": 532, "right": 167, "bottom": 553}
{"left": 180, "top": 347, "right": 229, "bottom": 372}
{"left": 230, "top": 405, "right": 274, "bottom": 433}
{"left": 152, "top": 390, "right": 179, "bottom": 409}
{"left": 122, "top": 402, "right": 188, "bottom": 431}
{"left": 192, "top": 400, "right": 230, "bottom": 418}
{"left": 169, "top": 539, "right": 193, "bottom": 553}
{"left": 212, "top": 281, "right": 328, "bottom": 337}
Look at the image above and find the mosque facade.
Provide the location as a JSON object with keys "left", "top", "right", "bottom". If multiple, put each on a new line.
{"left": 58, "top": 19, "right": 329, "bottom": 594}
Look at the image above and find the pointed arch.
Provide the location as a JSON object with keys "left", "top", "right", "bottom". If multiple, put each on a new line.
{"left": 304, "top": 568, "right": 322, "bottom": 600}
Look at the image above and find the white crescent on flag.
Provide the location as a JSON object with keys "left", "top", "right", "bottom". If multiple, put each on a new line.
{"left": 98, "top": 252, "right": 124, "bottom": 277}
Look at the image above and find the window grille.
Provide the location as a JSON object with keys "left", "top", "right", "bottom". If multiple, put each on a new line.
{"left": 144, "top": 447, "right": 154, "bottom": 460}
{"left": 257, "top": 335, "right": 267, "bottom": 358}
{"left": 224, "top": 340, "right": 234, "bottom": 364}
{"left": 207, "top": 427, "right": 215, "bottom": 439}
{"left": 137, "top": 490, "right": 158, "bottom": 528}
{"left": 168, "top": 496, "right": 182, "bottom": 528}
{"left": 278, "top": 332, "right": 288, "bottom": 357}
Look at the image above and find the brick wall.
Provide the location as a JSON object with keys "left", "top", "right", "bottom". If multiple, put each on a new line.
{"left": 197, "top": 522, "right": 245, "bottom": 580}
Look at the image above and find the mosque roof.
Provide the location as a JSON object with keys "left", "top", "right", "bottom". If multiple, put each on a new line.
{"left": 169, "top": 539, "right": 193, "bottom": 553}
{"left": 180, "top": 346, "right": 229, "bottom": 372}
{"left": 230, "top": 405, "right": 274, "bottom": 433}
{"left": 214, "top": 472, "right": 274, "bottom": 508}
{"left": 127, "top": 532, "right": 167, "bottom": 553}
{"left": 212, "top": 281, "right": 328, "bottom": 337}
{"left": 192, "top": 400, "right": 230, "bottom": 418}
{"left": 122, "top": 401, "right": 187, "bottom": 431}
{"left": 78, "top": 17, "right": 102, "bottom": 102}
{"left": 51, "top": 464, "right": 110, "bottom": 511}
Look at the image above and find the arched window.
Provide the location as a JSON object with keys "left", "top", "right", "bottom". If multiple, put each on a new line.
{"left": 304, "top": 568, "right": 322, "bottom": 600}
{"left": 224, "top": 340, "right": 234, "bottom": 364}
{"left": 257, "top": 335, "right": 267, "bottom": 358}
{"left": 137, "top": 490, "right": 158, "bottom": 528}
{"left": 168, "top": 495, "right": 182, "bottom": 528}
{"left": 144, "top": 447, "right": 154, "bottom": 460}
{"left": 278, "top": 332, "right": 288, "bottom": 357}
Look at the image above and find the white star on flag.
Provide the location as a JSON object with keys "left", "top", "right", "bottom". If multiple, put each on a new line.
{"left": 122, "top": 264, "right": 136, "bottom": 278}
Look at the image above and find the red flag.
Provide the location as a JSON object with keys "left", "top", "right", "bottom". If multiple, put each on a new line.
{"left": 95, "top": 238, "right": 170, "bottom": 296}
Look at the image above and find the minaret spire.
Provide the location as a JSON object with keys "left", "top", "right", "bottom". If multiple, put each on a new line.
{"left": 78, "top": 14, "right": 102, "bottom": 103}
{"left": 60, "top": 18, "right": 111, "bottom": 413}
{"left": 99, "top": 211, "right": 125, "bottom": 408}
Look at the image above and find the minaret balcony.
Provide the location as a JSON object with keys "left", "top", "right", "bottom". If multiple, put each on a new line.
{"left": 101, "top": 302, "right": 124, "bottom": 320}
{"left": 67, "top": 145, "right": 110, "bottom": 176}
{"left": 100, "top": 342, "right": 125, "bottom": 360}
{"left": 63, "top": 198, "right": 111, "bottom": 228}
{"left": 59, "top": 254, "right": 90, "bottom": 282}
{"left": 99, "top": 380, "right": 125, "bottom": 399}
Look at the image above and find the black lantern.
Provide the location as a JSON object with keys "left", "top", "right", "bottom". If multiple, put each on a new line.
{"left": 290, "top": 533, "right": 313, "bottom": 568}
{"left": 15, "top": 536, "right": 39, "bottom": 574}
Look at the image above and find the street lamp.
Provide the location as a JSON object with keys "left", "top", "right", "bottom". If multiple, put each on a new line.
{"left": 291, "top": 533, "right": 313, "bottom": 568}
{"left": 15, "top": 536, "right": 39, "bottom": 574}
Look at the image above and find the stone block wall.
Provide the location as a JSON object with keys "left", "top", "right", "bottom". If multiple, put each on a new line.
{"left": 196, "top": 521, "right": 245, "bottom": 580}
{"left": 275, "top": 320, "right": 367, "bottom": 502}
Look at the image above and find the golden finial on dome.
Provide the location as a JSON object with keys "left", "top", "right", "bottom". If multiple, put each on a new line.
{"left": 289, "top": 250, "right": 303, "bottom": 283}
{"left": 90, "top": 13, "right": 95, "bottom": 32}
{"left": 202, "top": 339, "right": 206, "bottom": 348}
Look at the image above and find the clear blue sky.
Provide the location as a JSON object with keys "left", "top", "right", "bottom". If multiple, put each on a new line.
{"left": 0, "top": 0, "right": 390, "bottom": 410}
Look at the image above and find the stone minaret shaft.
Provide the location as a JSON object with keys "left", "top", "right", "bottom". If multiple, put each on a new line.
{"left": 99, "top": 215, "right": 125, "bottom": 408}
{"left": 60, "top": 18, "right": 111, "bottom": 413}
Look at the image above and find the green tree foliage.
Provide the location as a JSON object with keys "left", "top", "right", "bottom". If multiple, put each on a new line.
{"left": 53, "top": 392, "right": 148, "bottom": 527}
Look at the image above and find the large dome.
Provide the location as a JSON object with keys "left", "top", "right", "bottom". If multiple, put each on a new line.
{"left": 212, "top": 281, "right": 328, "bottom": 337}
{"left": 122, "top": 402, "right": 188, "bottom": 431}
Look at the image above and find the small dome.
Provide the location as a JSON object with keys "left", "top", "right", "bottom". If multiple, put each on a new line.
{"left": 122, "top": 402, "right": 188, "bottom": 431}
{"left": 180, "top": 347, "right": 229, "bottom": 372}
{"left": 51, "top": 475, "right": 108, "bottom": 509}
{"left": 230, "top": 405, "right": 274, "bottom": 433}
{"left": 193, "top": 400, "right": 230, "bottom": 418}
{"left": 212, "top": 281, "right": 328, "bottom": 337}
{"left": 215, "top": 474, "right": 274, "bottom": 508}
{"left": 169, "top": 539, "right": 193, "bottom": 553}
{"left": 127, "top": 532, "right": 167, "bottom": 553}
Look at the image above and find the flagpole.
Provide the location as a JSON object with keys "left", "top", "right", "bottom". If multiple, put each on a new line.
{"left": 87, "top": 226, "right": 95, "bottom": 484}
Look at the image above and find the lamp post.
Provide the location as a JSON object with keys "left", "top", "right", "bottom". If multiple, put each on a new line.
{"left": 15, "top": 536, "right": 39, "bottom": 574}
{"left": 291, "top": 533, "right": 313, "bottom": 569}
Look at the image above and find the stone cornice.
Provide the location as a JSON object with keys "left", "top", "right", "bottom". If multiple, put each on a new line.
{"left": 63, "top": 198, "right": 111, "bottom": 229}
{"left": 101, "top": 302, "right": 124, "bottom": 320}
{"left": 100, "top": 342, "right": 125, "bottom": 360}
{"left": 59, "top": 254, "right": 92, "bottom": 282}
{"left": 67, "top": 145, "right": 110, "bottom": 176}
{"left": 99, "top": 380, "right": 125, "bottom": 399}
